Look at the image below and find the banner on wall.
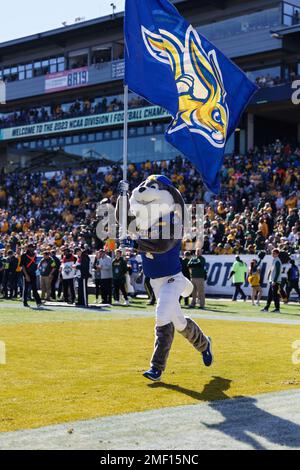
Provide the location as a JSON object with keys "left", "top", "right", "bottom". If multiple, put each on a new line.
{"left": 111, "top": 60, "right": 125, "bottom": 79}
{"left": 45, "top": 67, "right": 89, "bottom": 93}
{"left": 203, "top": 254, "right": 299, "bottom": 297}
{"left": 86, "top": 254, "right": 299, "bottom": 298}
{"left": 204, "top": 254, "right": 271, "bottom": 297}
{"left": 0, "top": 106, "right": 170, "bottom": 141}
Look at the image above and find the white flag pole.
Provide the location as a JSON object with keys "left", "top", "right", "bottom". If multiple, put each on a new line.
{"left": 121, "top": 84, "right": 129, "bottom": 240}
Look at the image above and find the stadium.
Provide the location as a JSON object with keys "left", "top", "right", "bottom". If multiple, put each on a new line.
{"left": 0, "top": 0, "right": 300, "bottom": 452}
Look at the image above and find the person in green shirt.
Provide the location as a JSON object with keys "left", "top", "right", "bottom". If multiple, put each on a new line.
{"left": 188, "top": 249, "right": 207, "bottom": 309}
{"left": 229, "top": 256, "right": 247, "bottom": 301}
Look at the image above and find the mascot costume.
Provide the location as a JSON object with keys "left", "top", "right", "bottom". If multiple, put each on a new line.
{"left": 117, "top": 175, "right": 213, "bottom": 382}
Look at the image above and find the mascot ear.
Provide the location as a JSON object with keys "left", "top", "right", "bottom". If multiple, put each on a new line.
{"left": 167, "top": 186, "right": 188, "bottom": 226}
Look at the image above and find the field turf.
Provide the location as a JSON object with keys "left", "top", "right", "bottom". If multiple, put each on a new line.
{"left": 0, "top": 298, "right": 300, "bottom": 432}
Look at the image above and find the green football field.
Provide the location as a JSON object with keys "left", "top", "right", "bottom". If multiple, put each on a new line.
{"left": 0, "top": 298, "right": 300, "bottom": 433}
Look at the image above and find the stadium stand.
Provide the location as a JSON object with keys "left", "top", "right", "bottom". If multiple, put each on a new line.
{"left": 0, "top": 140, "right": 299, "bottom": 257}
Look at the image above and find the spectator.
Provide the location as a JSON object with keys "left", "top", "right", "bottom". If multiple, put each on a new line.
{"left": 128, "top": 252, "right": 139, "bottom": 295}
{"left": 75, "top": 248, "right": 91, "bottom": 307}
{"left": 248, "top": 259, "right": 262, "bottom": 306}
{"left": 188, "top": 248, "right": 207, "bottom": 309}
{"left": 21, "top": 244, "right": 42, "bottom": 308}
{"left": 60, "top": 248, "right": 76, "bottom": 304}
{"left": 262, "top": 249, "right": 282, "bottom": 313}
{"left": 98, "top": 250, "right": 113, "bottom": 305}
{"left": 38, "top": 251, "right": 56, "bottom": 301}
{"left": 287, "top": 260, "right": 300, "bottom": 302}
{"left": 50, "top": 249, "right": 61, "bottom": 300}
{"left": 279, "top": 251, "right": 291, "bottom": 303}
{"left": 229, "top": 256, "right": 247, "bottom": 302}
{"left": 93, "top": 250, "right": 102, "bottom": 304}
{"left": 15, "top": 246, "right": 23, "bottom": 299}
{"left": 112, "top": 250, "right": 129, "bottom": 306}
{"left": 2, "top": 250, "right": 18, "bottom": 299}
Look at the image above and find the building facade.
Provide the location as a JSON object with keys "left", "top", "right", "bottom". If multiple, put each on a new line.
{"left": 0, "top": 0, "right": 299, "bottom": 172}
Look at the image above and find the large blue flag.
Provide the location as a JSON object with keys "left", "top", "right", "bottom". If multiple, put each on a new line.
{"left": 125, "top": 0, "right": 258, "bottom": 193}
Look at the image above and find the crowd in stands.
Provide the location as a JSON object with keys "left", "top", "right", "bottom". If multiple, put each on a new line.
{"left": 1, "top": 69, "right": 298, "bottom": 129}
{"left": 254, "top": 72, "right": 300, "bottom": 88}
{"left": 0, "top": 139, "right": 299, "bottom": 260}
{"left": 0, "top": 95, "right": 148, "bottom": 129}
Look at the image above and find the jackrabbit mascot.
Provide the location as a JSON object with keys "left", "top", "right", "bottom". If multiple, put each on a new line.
{"left": 117, "top": 175, "right": 213, "bottom": 382}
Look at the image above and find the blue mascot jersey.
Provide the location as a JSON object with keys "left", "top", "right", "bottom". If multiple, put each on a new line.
{"left": 141, "top": 241, "right": 182, "bottom": 279}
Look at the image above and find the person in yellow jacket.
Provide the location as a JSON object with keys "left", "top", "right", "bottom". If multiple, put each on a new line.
{"left": 248, "top": 259, "right": 262, "bottom": 306}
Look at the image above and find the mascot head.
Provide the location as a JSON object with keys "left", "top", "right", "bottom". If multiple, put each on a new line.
{"left": 130, "top": 175, "right": 185, "bottom": 231}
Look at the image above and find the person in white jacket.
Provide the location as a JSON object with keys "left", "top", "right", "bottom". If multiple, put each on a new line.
{"left": 98, "top": 250, "right": 113, "bottom": 305}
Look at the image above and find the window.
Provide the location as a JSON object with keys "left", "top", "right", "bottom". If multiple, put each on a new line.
{"left": 18, "top": 65, "right": 25, "bottom": 80}
{"left": 26, "top": 63, "right": 33, "bottom": 79}
{"left": 146, "top": 125, "right": 154, "bottom": 135}
{"left": 34, "top": 61, "right": 42, "bottom": 77}
{"left": 68, "top": 49, "right": 88, "bottom": 69}
{"left": 92, "top": 46, "right": 112, "bottom": 65}
{"left": 283, "top": 2, "right": 300, "bottom": 26}
{"left": 10, "top": 67, "right": 18, "bottom": 81}
{"left": 50, "top": 58, "right": 57, "bottom": 74}
{"left": 49, "top": 57, "right": 65, "bottom": 74}
{"left": 42, "top": 60, "right": 50, "bottom": 75}
{"left": 198, "top": 8, "right": 280, "bottom": 41}
{"left": 246, "top": 66, "right": 281, "bottom": 87}
{"left": 58, "top": 57, "right": 65, "bottom": 72}
{"left": 88, "top": 134, "right": 96, "bottom": 142}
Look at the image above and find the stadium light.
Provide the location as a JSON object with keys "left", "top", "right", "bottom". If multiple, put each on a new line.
{"left": 111, "top": 3, "right": 116, "bottom": 17}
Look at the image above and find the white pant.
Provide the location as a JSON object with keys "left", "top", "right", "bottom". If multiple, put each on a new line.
{"left": 151, "top": 272, "right": 193, "bottom": 331}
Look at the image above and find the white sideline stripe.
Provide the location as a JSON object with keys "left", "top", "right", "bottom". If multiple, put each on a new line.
{"left": 1, "top": 303, "right": 300, "bottom": 325}
{"left": 0, "top": 388, "right": 300, "bottom": 450}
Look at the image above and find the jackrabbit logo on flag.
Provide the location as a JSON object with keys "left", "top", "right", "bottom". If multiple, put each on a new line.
{"left": 125, "top": 0, "right": 258, "bottom": 193}
{"left": 142, "top": 25, "right": 228, "bottom": 148}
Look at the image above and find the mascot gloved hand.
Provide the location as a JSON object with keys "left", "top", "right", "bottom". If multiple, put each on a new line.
{"left": 116, "top": 175, "right": 213, "bottom": 382}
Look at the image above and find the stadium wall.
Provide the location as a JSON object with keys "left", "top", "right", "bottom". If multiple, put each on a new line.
{"left": 204, "top": 255, "right": 299, "bottom": 297}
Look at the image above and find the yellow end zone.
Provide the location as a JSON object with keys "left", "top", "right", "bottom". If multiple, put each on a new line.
{"left": 0, "top": 318, "right": 299, "bottom": 432}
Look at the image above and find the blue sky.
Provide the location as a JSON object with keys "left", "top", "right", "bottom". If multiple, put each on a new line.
{"left": 0, "top": 0, "right": 125, "bottom": 43}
